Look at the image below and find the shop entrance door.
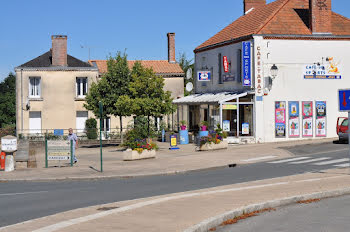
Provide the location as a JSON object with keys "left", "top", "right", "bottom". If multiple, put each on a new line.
{"left": 222, "top": 107, "right": 238, "bottom": 137}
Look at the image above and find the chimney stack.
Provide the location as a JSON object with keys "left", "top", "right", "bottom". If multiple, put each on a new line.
{"left": 309, "top": 0, "right": 332, "bottom": 34}
{"left": 244, "top": 0, "right": 266, "bottom": 14}
{"left": 51, "top": 35, "right": 67, "bottom": 66}
{"left": 167, "top": 33, "right": 176, "bottom": 63}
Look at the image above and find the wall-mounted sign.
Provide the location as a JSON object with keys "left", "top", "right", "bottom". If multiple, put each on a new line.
{"left": 223, "top": 120, "right": 230, "bottom": 132}
{"left": 288, "top": 101, "right": 300, "bottom": 138}
{"left": 255, "top": 45, "right": 262, "bottom": 95}
{"left": 223, "top": 74, "right": 235, "bottom": 82}
{"left": 242, "top": 123, "right": 249, "bottom": 135}
{"left": 275, "top": 101, "right": 286, "bottom": 137}
{"left": 197, "top": 71, "right": 211, "bottom": 82}
{"left": 304, "top": 58, "right": 341, "bottom": 79}
{"left": 1, "top": 136, "right": 17, "bottom": 152}
{"left": 302, "top": 101, "right": 313, "bottom": 137}
{"left": 338, "top": 89, "right": 350, "bottom": 112}
{"left": 222, "top": 104, "right": 237, "bottom": 110}
{"left": 242, "top": 42, "right": 251, "bottom": 87}
{"left": 315, "top": 101, "right": 327, "bottom": 137}
{"left": 223, "top": 56, "right": 229, "bottom": 73}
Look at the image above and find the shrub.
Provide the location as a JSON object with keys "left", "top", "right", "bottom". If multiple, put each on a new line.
{"left": 85, "top": 118, "right": 98, "bottom": 139}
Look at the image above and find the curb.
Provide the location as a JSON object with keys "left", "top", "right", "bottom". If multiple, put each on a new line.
{"left": 184, "top": 187, "right": 350, "bottom": 232}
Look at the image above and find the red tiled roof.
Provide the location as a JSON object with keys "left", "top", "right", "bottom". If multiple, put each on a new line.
{"left": 195, "top": 0, "right": 350, "bottom": 52}
{"left": 88, "top": 60, "right": 184, "bottom": 76}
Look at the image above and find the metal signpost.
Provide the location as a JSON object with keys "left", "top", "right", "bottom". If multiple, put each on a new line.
{"left": 99, "top": 101, "right": 103, "bottom": 172}
{"left": 338, "top": 89, "right": 350, "bottom": 169}
{"left": 45, "top": 140, "right": 72, "bottom": 168}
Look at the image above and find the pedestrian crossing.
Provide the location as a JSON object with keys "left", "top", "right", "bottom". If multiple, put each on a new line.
{"left": 267, "top": 156, "right": 350, "bottom": 168}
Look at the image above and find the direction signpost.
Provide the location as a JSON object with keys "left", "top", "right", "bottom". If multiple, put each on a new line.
{"left": 338, "top": 89, "right": 350, "bottom": 169}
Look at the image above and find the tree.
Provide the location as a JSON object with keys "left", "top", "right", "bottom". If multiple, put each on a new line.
{"left": 0, "top": 73, "right": 16, "bottom": 128}
{"left": 84, "top": 52, "right": 132, "bottom": 142}
{"left": 178, "top": 52, "right": 194, "bottom": 96}
{"left": 115, "top": 62, "right": 176, "bottom": 135}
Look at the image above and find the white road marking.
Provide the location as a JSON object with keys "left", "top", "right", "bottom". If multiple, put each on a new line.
{"left": 268, "top": 157, "right": 310, "bottom": 164}
{"left": 0, "top": 191, "right": 48, "bottom": 197}
{"left": 290, "top": 157, "right": 331, "bottom": 164}
{"left": 334, "top": 163, "right": 350, "bottom": 168}
{"left": 241, "top": 156, "right": 277, "bottom": 162}
{"left": 313, "top": 158, "right": 350, "bottom": 166}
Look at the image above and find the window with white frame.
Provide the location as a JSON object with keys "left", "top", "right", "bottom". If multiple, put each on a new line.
{"left": 76, "top": 77, "right": 88, "bottom": 97}
{"left": 103, "top": 117, "right": 111, "bottom": 132}
{"left": 29, "top": 77, "right": 41, "bottom": 98}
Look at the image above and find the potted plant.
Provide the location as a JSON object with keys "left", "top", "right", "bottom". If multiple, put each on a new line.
{"left": 200, "top": 121, "right": 209, "bottom": 131}
{"left": 180, "top": 120, "right": 187, "bottom": 130}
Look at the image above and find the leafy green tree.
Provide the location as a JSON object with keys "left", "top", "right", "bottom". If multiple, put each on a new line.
{"left": 84, "top": 52, "right": 132, "bottom": 142}
{"left": 0, "top": 73, "right": 16, "bottom": 128}
{"left": 178, "top": 52, "right": 194, "bottom": 96}
{"left": 115, "top": 62, "right": 176, "bottom": 135}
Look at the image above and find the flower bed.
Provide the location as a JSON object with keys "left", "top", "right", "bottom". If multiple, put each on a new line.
{"left": 123, "top": 138, "right": 158, "bottom": 161}
{"left": 198, "top": 127, "right": 228, "bottom": 151}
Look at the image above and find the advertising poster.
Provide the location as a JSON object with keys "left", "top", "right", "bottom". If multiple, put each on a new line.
{"left": 288, "top": 101, "right": 300, "bottom": 137}
{"left": 315, "top": 101, "right": 327, "bottom": 137}
{"left": 223, "top": 120, "right": 230, "bottom": 132}
{"left": 302, "top": 101, "right": 313, "bottom": 137}
{"left": 242, "top": 123, "right": 249, "bottom": 135}
{"left": 304, "top": 57, "right": 341, "bottom": 79}
{"left": 275, "top": 101, "right": 286, "bottom": 137}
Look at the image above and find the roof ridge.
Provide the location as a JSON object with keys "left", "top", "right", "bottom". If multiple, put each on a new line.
{"left": 256, "top": 0, "right": 291, "bottom": 34}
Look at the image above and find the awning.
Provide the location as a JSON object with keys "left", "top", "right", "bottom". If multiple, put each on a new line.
{"left": 173, "top": 91, "right": 253, "bottom": 105}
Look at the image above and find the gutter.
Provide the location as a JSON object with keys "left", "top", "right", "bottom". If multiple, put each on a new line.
{"left": 14, "top": 67, "right": 99, "bottom": 72}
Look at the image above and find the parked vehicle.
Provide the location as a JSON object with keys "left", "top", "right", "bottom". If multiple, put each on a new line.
{"left": 337, "top": 117, "right": 348, "bottom": 142}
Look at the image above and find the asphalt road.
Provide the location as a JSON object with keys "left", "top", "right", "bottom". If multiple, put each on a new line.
{"left": 216, "top": 194, "right": 350, "bottom": 232}
{"left": 0, "top": 141, "right": 349, "bottom": 227}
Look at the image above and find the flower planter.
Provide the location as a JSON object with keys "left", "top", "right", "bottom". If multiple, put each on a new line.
{"left": 200, "top": 125, "right": 207, "bottom": 131}
{"left": 199, "top": 141, "right": 228, "bottom": 151}
{"left": 180, "top": 126, "right": 187, "bottom": 130}
{"left": 123, "top": 149, "right": 156, "bottom": 161}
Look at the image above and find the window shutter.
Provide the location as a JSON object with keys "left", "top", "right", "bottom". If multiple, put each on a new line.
{"left": 218, "top": 53, "right": 222, "bottom": 84}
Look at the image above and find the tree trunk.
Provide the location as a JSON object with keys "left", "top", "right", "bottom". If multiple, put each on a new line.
{"left": 120, "top": 116, "right": 123, "bottom": 144}
{"left": 147, "top": 115, "right": 150, "bottom": 137}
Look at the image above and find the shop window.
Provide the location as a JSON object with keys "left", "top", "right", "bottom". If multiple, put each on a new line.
{"left": 239, "top": 104, "right": 254, "bottom": 136}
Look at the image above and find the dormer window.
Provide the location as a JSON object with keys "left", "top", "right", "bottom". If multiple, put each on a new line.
{"left": 76, "top": 77, "right": 87, "bottom": 98}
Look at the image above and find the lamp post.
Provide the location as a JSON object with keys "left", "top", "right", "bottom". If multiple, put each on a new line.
{"left": 270, "top": 64, "right": 278, "bottom": 80}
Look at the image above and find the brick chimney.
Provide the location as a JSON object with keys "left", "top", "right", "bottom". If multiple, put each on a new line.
{"left": 309, "top": 0, "right": 332, "bottom": 34}
{"left": 167, "top": 33, "right": 176, "bottom": 63}
{"left": 51, "top": 35, "right": 67, "bottom": 66}
{"left": 244, "top": 0, "right": 266, "bottom": 14}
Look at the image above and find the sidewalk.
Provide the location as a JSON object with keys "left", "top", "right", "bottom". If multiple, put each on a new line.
{"left": 2, "top": 167, "right": 350, "bottom": 232}
{"left": 0, "top": 138, "right": 336, "bottom": 181}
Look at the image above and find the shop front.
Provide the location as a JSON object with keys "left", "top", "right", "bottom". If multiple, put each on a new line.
{"left": 174, "top": 91, "right": 255, "bottom": 142}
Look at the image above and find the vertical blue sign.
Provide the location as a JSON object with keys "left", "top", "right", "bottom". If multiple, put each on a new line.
{"left": 242, "top": 42, "right": 251, "bottom": 86}
{"left": 338, "top": 89, "right": 350, "bottom": 111}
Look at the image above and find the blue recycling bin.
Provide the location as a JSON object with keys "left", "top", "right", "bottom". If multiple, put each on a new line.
{"left": 199, "top": 130, "right": 209, "bottom": 138}
{"left": 179, "top": 130, "right": 189, "bottom": 145}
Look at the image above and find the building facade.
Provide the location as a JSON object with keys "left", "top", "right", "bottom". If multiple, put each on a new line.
{"left": 174, "top": 0, "right": 350, "bottom": 143}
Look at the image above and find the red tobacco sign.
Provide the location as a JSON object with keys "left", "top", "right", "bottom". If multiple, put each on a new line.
{"left": 223, "top": 56, "right": 229, "bottom": 73}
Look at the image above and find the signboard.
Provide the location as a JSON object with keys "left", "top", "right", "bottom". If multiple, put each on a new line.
{"left": 315, "top": 101, "right": 327, "bottom": 137}
{"left": 223, "top": 56, "right": 229, "bottom": 73}
{"left": 170, "top": 135, "right": 177, "bottom": 147}
{"left": 54, "top": 129, "right": 64, "bottom": 136}
{"left": 222, "top": 104, "right": 237, "bottom": 110}
{"left": 302, "top": 101, "right": 313, "bottom": 137}
{"left": 1, "top": 136, "right": 17, "bottom": 152}
{"left": 242, "top": 123, "right": 249, "bottom": 135}
{"left": 304, "top": 58, "right": 341, "bottom": 79}
{"left": 338, "top": 89, "right": 350, "bottom": 112}
{"left": 255, "top": 46, "right": 262, "bottom": 95}
{"left": 47, "top": 140, "right": 71, "bottom": 161}
{"left": 275, "top": 101, "right": 286, "bottom": 137}
{"left": 197, "top": 71, "right": 211, "bottom": 82}
{"left": 288, "top": 101, "right": 300, "bottom": 138}
{"left": 223, "top": 120, "right": 230, "bottom": 132}
{"left": 242, "top": 42, "right": 251, "bottom": 87}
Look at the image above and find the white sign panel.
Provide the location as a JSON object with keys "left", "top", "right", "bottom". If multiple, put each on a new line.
{"left": 47, "top": 140, "right": 71, "bottom": 161}
{"left": 1, "top": 137, "right": 17, "bottom": 152}
{"left": 223, "top": 120, "right": 230, "bottom": 132}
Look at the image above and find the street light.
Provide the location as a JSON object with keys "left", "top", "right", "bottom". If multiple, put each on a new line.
{"left": 270, "top": 64, "right": 278, "bottom": 80}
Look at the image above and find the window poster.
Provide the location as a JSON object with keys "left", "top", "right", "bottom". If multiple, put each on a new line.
{"left": 223, "top": 120, "right": 230, "bottom": 132}
{"left": 288, "top": 101, "right": 300, "bottom": 137}
{"left": 302, "top": 101, "right": 313, "bottom": 137}
{"left": 242, "top": 123, "right": 249, "bottom": 135}
{"left": 315, "top": 101, "right": 327, "bottom": 137}
{"left": 275, "top": 101, "right": 286, "bottom": 137}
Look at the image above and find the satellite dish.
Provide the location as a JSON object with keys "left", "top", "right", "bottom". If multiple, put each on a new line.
{"left": 186, "top": 82, "right": 193, "bottom": 92}
{"left": 186, "top": 68, "right": 192, "bottom": 80}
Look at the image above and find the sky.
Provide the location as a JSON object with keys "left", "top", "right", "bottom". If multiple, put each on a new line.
{"left": 0, "top": 0, "right": 349, "bottom": 81}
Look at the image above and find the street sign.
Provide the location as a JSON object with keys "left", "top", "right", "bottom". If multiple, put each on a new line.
{"left": 1, "top": 136, "right": 17, "bottom": 152}
{"left": 338, "top": 89, "right": 350, "bottom": 111}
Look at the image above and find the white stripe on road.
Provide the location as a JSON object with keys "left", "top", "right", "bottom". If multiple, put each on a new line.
{"left": 268, "top": 157, "right": 310, "bottom": 164}
{"left": 334, "top": 163, "right": 350, "bottom": 168}
{"left": 242, "top": 156, "right": 277, "bottom": 162}
{"left": 313, "top": 158, "right": 350, "bottom": 166}
{"left": 290, "top": 157, "right": 331, "bottom": 164}
{"left": 0, "top": 191, "right": 48, "bottom": 197}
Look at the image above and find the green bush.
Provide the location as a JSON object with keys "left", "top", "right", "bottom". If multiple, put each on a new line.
{"left": 85, "top": 118, "right": 98, "bottom": 139}
{"left": 123, "top": 116, "right": 157, "bottom": 149}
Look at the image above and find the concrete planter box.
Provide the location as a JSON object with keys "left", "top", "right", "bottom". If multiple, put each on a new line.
{"left": 199, "top": 141, "right": 228, "bottom": 151}
{"left": 123, "top": 149, "right": 156, "bottom": 161}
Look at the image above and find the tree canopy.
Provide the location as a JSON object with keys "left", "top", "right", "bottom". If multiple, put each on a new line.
{"left": 0, "top": 73, "right": 16, "bottom": 128}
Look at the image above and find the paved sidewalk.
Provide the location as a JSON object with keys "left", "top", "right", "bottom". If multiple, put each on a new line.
{"left": 0, "top": 138, "right": 336, "bottom": 181}
{"left": 2, "top": 167, "right": 350, "bottom": 232}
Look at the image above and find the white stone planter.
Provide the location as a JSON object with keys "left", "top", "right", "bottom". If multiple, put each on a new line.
{"left": 123, "top": 149, "right": 156, "bottom": 161}
{"left": 199, "top": 141, "right": 228, "bottom": 151}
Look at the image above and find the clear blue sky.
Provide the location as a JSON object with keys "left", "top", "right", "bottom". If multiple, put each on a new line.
{"left": 0, "top": 0, "right": 349, "bottom": 81}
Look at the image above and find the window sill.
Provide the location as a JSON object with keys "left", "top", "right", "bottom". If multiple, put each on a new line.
{"left": 75, "top": 97, "right": 86, "bottom": 101}
{"left": 29, "top": 97, "right": 43, "bottom": 101}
